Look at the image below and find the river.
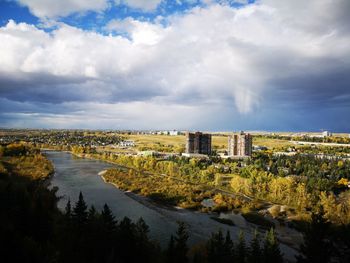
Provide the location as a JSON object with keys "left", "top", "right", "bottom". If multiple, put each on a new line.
{"left": 46, "top": 151, "right": 298, "bottom": 261}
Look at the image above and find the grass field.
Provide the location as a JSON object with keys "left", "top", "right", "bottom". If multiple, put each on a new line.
{"left": 253, "top": 137, "right": 294, "bottom": 149}
{"left": 124, "top": 134, "right": 292, "bottom": 152}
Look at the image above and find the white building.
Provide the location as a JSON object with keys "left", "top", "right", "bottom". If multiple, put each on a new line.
{"left": 322, "top": 131, "right": 332, "bottom": 137}
{"left": 119, "top": 140, "right": 135, "bottom": 147}
{"left": 169, "top": 130, "right": 180, "bottom": 136}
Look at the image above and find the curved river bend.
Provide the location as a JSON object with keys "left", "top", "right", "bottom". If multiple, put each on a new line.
{"left": 46, "top": 151, "right": 297, "bottom": 260}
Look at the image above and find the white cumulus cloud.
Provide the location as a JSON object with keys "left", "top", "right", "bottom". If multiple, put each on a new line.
{"left": 1, "top": 0, "right": 350, "bottom": 129}
{"left": 16, "top": 0, "right": 109, "bottom": 18}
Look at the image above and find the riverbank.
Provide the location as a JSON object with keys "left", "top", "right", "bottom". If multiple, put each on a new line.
{"left": 46, "top": 149, "right": 304, "bottom": 255}
{"left": 100, "top": 170, "right": 302, "bottom": 252}
{"left": 101, "top": 173, "right": 181, "bottom": 213}
{"left": 45, "top": 150, "right": 300, "bottom": 261}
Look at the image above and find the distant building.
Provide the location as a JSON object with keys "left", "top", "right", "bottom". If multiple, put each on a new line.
{"left": 322, "top": 131, "right": 332, "bottom": 137}
{"left": 119, "top": 140, "right": 135, "bottom": 147}
{"left": 185, "top": 132, "right": 212, "bottom": 155}
{"left": 137, "top": 150, "right": 158, "bottom": 157}
{"left": 169, "top": 130, "right": 180, "bottom": 136}
{"left": 228, "top": 132, "right": 252, "bottom": 157}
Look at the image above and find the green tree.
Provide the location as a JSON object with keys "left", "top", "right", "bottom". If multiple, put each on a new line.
{"left": 263, "top": 228, "right": 283, "bottom": 263}
{"left": 174, "top": 222, "right": 189, "bottom": 263}
{"left": 248, "top": 229, "right": 261, "bottom": 263}
{"left": 223, "top": 231, "right": 235, "bottom": 262}
{"left": 72, "top": 192, "right": 88, "bottom": 225}
{"left": 207, "top": 230, "right": 225, "bottom": 263}
{"left": 297, "top": 212, "right": 332, "bottom": 263}
{"left": 65, "top": 199, "right": 72, "bottom": 218}
{"left": 236, "top": 231, "right": 247, "bottom": 263}
{"left": 166, "top": 235, "right": 176, "bottom": 263}
{"left": 101, "top": 203, "right": 116, "bottom": 232}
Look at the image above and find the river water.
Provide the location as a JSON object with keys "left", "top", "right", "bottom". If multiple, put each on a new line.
{"left": 46, "top": 151, "right": 297, "bottom": 260}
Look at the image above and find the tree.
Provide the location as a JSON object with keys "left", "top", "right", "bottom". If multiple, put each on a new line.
{"left": 166, "top": 235, "right": 176, "bottom": 263}
{"left": 236, "top": 231, "right": 247, "bottom": 263}
{"left": 263, "top": 228, "right": 283, "bottom": 263}
{"left": 207, "top": 230, "right": 225, "bottom": 263}
{"left": 87, "top": 205, "right": 97, "bottom": 221}
{"left": 173, "top": 222, "right": 189, "bottom": 263}
{"left": 135, "top": 217, "right": 149, "bottom": 242}
{"left": 101, "top": 203, "right": 116, "bottom": 232}
{"left": 248, "top": 229, "right": 261, "bottom": 263}
{"left": 176, "top": 222, "right": 189, "bottom": 262}
{"left": 72, "top": 192, "right": 88, "bottom": 225}
{"left": 297, "top": 211, "right": 332, "bottom": 263}
{"left": 65, "top": 199, "right": 72, "bottom": 218}
{"left": 223, "top": 231, "right": 235, "bottom": 263}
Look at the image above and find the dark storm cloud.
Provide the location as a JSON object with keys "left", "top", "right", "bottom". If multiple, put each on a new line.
{"left": 0, "top": 71, "right": 167, "bottom": 104}
{"left": 268, "top": 67, "right": 350, "bottom": 109}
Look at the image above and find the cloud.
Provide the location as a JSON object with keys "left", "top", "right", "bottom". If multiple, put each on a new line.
{"left": 16, "top": 0, "right": 109, "bottom": 19}
{"left": 1, "top": 0, "right": 350, "bottom": 130}
{"left": 14, "top": 0, "right": 164, "bottom": 19}
{"left": 115, "top": 0, "right": 163, "bottom": 11}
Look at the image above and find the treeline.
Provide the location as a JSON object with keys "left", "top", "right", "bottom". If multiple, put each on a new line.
{"left": 1, "top": 130, "right": 123, "bottom": 147}
{"left": 103, "top": 168, "right": 217, "bottom": 210}
{"left": 98, "top": 151, "right": 350, "bottom": 226}
{"left": 0, "top": 143, "right": 54, "bottom": 180}
{"left": 255, "top": 135, "right": 350, "bottom": 144}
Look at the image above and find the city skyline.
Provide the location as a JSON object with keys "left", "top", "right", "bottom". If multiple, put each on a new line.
{"left": 0, "top": 0, "right": 350, "bottom": 131}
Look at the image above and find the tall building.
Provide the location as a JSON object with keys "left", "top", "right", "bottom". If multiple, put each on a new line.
{"left": 228, "top": 132, "right": 252, "bottom": 157}
{"left": 185, "top": 132, "right": 212, "bottom": 155}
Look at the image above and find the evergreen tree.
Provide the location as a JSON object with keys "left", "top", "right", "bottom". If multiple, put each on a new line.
{"left": 136, "top": 217, "right": 149, "bottom": 242}
{"left": 248, "top": 229, "right": 261, "bottom": 263}
{"left": 87, "top": 205, "right": 97, "bottom": 221}
{"left": 166, "top": 235, "right": 176, "bottom": 263}
{"left": 65, "top": 199, "right": 71, "bottom": 218}
{"left": 101, "top": 203, "right": 116, "bottom": 232}
{"left": 223, "top": 230, "right": 235, "bottom": 262}
{"left": 174, "top": 222, "right": 189, "bottom": 263}
{"left": 72, "top": 192, "right": 88, "bottom": 225}
{"left": 118, "top": 217, "right": 137, "bottom": 262}
{"left": 207, "top": 230, "right": 225, "bottom": 263}
{"left": 263, "top": 228, "right": 283, "bottom": 263}
{"left": 135, "top": 217, "right": 153, "bottom": 262}
{"left": 296, "top": 212, "right": 332, "bottom": 263}
{"left": 236, "top": 231, "right": 247, "bottom": 263}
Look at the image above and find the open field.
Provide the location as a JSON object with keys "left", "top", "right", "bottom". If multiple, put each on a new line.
{"left": 253, "top": 137, "right": 294, "bottom": 149}
{"left": 125, "top": 134, "right": 293, "bottom": 151}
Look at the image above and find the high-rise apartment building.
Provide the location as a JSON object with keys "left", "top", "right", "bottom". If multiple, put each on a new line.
{"left": 185, "top": 132, "right": 212, "bottom": 155}
{"left": 228, "top": 132, "right": 252, "bottom": 157}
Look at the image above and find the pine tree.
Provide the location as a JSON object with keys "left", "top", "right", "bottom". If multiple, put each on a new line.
{"left": 87, "top": 205, "right": 97, "bottom": 221}
{"left": 174, "top": 222, "right": 189, "bottom": 263}
{"left": 136, "top": 217, "right": 149, "bottom": 241}
{"left": 135, "top": 217, "right": 152, "bottom": 262}
{"left": 72, "top": 192, "right": 88, "bottom": 225}
{"left": 101, "top": 203, "right": 116, "bottom": 232}
{"left": 296, "top": 212, "right": 332, "bottom": 263}
{"left": 223, "top": 231, "right": 235, "bottom": 263}
{"left": 236, "top": 231, "right": 247, "bottom": 263}
{"left": 166, "top": 235, "right": 176, "bottom": 263}
{"left": 207, "top": 230, "right": 225, "bottom": 263}
{"left": 65, "top": 199, "right": 71, "bottom": 218}
{"left": 248, "top": 229, "right": 261, "bottom": 263}
{"left": 263, "top": 228, "right": 283, "bottom": 263}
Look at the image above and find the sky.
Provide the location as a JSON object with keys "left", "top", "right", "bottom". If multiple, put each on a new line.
{"left": 0, "top": 0, "right": 349, "bottom": 132}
